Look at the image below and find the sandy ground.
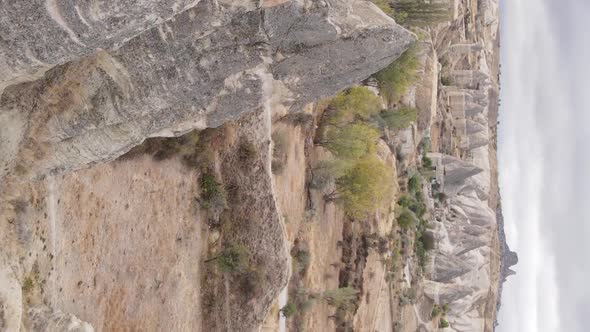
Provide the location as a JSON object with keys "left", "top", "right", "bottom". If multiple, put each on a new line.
{"left": 272, "top": 121, "right": 308, "bottom": 247}
{"left": 40, "top": 154, "right": 205, "bottom": 331}
{"left": 353, "top": 251, "right": 392, "bottom": 332}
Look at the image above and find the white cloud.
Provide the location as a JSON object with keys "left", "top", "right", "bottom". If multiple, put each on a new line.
{"left": 497, "top": 0, "right": 564, "bottom": 330}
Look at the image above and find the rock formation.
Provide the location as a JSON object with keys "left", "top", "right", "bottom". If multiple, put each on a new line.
{"left": 0, "top": 0, "right": 414, "bottom": 184}
{"left": 425, "top": 152, "right": 499, "bottom": 331}
{"left": 411, "top": 0, "right": 514, "bottom": 330}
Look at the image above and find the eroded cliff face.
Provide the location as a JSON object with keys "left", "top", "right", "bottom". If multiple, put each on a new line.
{"left": 0, "top": 0, "right": 414, "bottom": 184}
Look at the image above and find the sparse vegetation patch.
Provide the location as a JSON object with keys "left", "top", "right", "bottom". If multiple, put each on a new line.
{"left": 374, "top": 44, "right": 420, "bottom": 105}
{"left": 216, "top": 243, "right": 251, "bottom": 274}
{"left": 379, "top": 106, "right": 419, "bottom": 131}
{"left": 200, "top": 173, "right": 227, "bottom": 212}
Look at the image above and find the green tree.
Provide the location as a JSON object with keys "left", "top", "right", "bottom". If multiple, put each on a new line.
{"left": 374, "top": 44, "right": 420, "bottom": 105}
{"left": 310, "top": 159, "right": 353, "bottom": 189}
{"left": 439, "top": 318, "right": 450, "bottom": 328}
{"left": 379, "top": 106, "right": 418, "bottom": 130}
{"left": 335, "top": 155, "right": 394, "bottom": 219}
{"left": 327, "top": 86, "right": 383, "bottom": 125}
{"left": 396, "top": 207, "right": 416, "bottom": 228}
{"left": 324, "top": 123, "right": 380, "bottom": 160}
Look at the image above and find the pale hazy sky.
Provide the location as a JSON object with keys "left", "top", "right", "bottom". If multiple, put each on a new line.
{"left": 497, "top": 0, "right": 590, "bottom": 331}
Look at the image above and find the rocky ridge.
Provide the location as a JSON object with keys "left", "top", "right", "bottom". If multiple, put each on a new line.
{"left": 422, "top": 0, "right": 516, "bottom": 331}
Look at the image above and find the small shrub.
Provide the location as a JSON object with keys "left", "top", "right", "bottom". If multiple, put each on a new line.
{"left": 370, "top": 0, "right": 394, "bottom": 16}
{"left": 393, "top": 10, "right": 408, "bottom": 24}
{"left": 336, "top": 155, "right": 395, "bottom": 219}
{"left": 280, "top": 302, "right": 298, "bottom": 318}
{"left": 441, "top": 76, "right": 453, "bottom": 86}
{"left": 374, "top": 44, "right": 420, "bottom": 105}
{"left": 408, "top": 175, "right": 422, "bottom": 193}
{"left": 399, "top": 192, "right": 426, "bottom": 218}
{"left": 415, "top": 238, "right": 427, "bottom": 269}
{"left": 399, "top": 287, "right": 417, "bottom": 305}
{"left": 419, "top": 137, "right": 432, "bottom": 153}
{"left": 396, "top": 208, "right": 415, "bottom": 229}
{"left": 310, "top": 167, "right": 335, "bottom": 190}
{"left": 432, "top": 304, "right": 441, "bottom": 318}
{"left": 324, "top": 123, "right": 380, "bottom": 160}
{"left": 217, "top": 244, "right": 251, "bottom": 274}
{"left": 22, "top": 277, "right": 34, "bottom": 293}
{"left": 200, "top": 173, "right": 227, "bottom": 211}
{"left": 397, "top": 195, "right": 413, "bottom": 208}
{"left": 293, "top": 249, "right": 311, "bottom": 274}
{"left": 422, "top": 155, "right": 433, "bottom": 170}
{"left": 440, "top": 318, "right": 450, "bottom": 328}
